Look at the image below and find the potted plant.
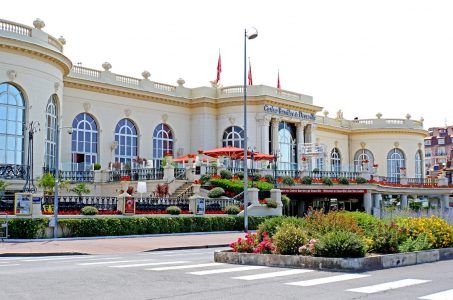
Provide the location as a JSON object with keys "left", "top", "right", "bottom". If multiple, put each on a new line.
{"left": 70, "top": 183, "right": 91, "bottom": 201}
{"left": 0, "top": 180, "right": 9, "bottom": 201}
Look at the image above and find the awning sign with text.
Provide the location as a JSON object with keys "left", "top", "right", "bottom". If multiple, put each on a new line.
{"left": 281, "top": 189, "right": 367, "bottom": 194}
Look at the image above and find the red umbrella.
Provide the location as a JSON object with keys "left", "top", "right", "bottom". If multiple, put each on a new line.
{"left": 202, "top": 146, "right": 247, "bottom": 159}
{"left": 174, "top": 154, "right": 208, "bottom": 163}
{"left": 238, "top": 152, "right": 275, "bottom": 161}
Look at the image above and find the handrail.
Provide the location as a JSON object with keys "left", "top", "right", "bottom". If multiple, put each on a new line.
{"left": 0, "top": 19, "right": 32, "bottom": 37}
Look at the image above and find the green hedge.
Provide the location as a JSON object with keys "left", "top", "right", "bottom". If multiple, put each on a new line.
{"left": 59, "top": 216, "right": 269, "bottom": 238}
{"left": 210, "top": 178, "right": 273, "bottom": 194}
{"left": 1, "top": 218, "right": 49, "bottom": 239}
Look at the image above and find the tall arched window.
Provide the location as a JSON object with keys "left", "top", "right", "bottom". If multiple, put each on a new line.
{"left": 353, "top": 149, "right": 374, "bottom": 172}
{"left": 387, "top": 148, "right": 405, "bottom": 178}
{"left": 0, "top": 83, "right": 25, "bottom": 165}
{"left": 415, "top": 150, "right": 423, "bottom": 179}
{"left": 153, "top": 123, "right": 173, "bottom": 164}
{"left": 330, "top": 148, "right": 341, "bottom": 172}
{"left": 44, "top": 95, "right": 58, "bottom": 171}
{"left": 278, "top": 122, "right": 297, "bottom": 170}
{"left": 72, "top": 113, "right": 98, "bottom": 170}
{"left": 222, "top": 126, "right": 244, "bottom": 148}
{"left": 115, "top": 118, "right": 138, "bottom": 166}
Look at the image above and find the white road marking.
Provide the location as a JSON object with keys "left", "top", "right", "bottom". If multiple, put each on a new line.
{"left": 162, "top": 252, "right": 211, "bottom": 257}
{"left": 23, "top": 256, "right": 93, "bottom": 262}
{"left": 79, "top": 259, "right": 156, "bottom": 266}
{"left": 233, "top": 269, "right": 313, "bottom": 281}
{"left": 0, "top": 264, "right": 21, "bottom": 267}
{"left": 109, "top": 261, "right": 189, "bottom": 268}
{"left": 286, "top": 273, "right": 369, "bottom": 287}
{"left": 189, "top": 266, "right": 267, "bottom": 275}
{"left": 148, "top": 263, "right": 224, "bottom": 271}
{"left": 419, "top": 289, "right": 453, "bottom": 300}
{"left": 347, "top": 279, "right": 431, "bottom": 294}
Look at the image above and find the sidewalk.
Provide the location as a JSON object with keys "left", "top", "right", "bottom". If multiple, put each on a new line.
{"left": 0, "top": 232, "right": 245, "bottom": 256}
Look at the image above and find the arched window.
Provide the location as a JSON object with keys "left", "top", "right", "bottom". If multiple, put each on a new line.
{"left": 0, "top": 83, "right": 25, "bottom": 165}
{"left": 153, "top": 123, "right": 173, "bottom": 164}
{"left": 115, "top": 118, "right": 138, "bottom": 166}
{"left": 44, "top": 95, "right": 58, "bottom": 171}
{"left": 278, "top": 122, "right": 297, "bottom": 170}
{"left": 72, "top": 113, "right": 98, "bottom": 170}
{"left": 353, "top": 149, "right": 374, "bottom": 172}
{"left": 415, "top": 150, "right": 423, "bottom": 179}
{"left": 222, "top": 126, "right": 244, "bottom": 148}
{"left": 387, "top": 148, "right": 405, "bottom": 178}
{"left": 330, "top": 148, "right": 341, "bottom": 172}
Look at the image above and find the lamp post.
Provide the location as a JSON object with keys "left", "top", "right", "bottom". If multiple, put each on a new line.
{"left": 23, "top": 121, "right": 40, "bottom": 193}
{"left": 53, "top": 125, "right": 73, "bottom": 239}
{"left": 243, "top": 27, "right": 258, "bottom": 233}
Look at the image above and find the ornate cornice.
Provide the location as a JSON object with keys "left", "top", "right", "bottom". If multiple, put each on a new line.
{"left": 0, "top": 36, "right": 72, "bottom": 75}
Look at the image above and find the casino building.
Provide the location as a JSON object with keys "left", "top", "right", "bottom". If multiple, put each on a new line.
{"left": 1, "top": 18, "right": 452, "bottom": 215}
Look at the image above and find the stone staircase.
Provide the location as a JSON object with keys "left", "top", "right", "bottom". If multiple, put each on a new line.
{"left": 170, "top": 182, "right": 193, "bottom": 199}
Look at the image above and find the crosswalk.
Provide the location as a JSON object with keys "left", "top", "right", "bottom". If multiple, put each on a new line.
{"left": 0, "top": 252, "right": 452, "bottom": 299}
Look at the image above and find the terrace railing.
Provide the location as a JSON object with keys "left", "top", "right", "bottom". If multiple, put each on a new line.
{"left": 42, "top": 195, "right": 118, "bottom": 212}
{"left": 309, "top": 170, "right": 359, "bottom": 180}
{"left": 205, "top": 198, "right": 242, "bottom": 212}
{"left": 135, "top": 197, "right": 189, "bottom": 212}
{"left": 108, "top": 168, "right": 164, "bottom": 182}
{"left": 42, "top": 168, "right": 94, "bottom": 183}
{"left": 174, "top": 168, "right": 186, "bottom": 180}
{"left": 0, "top": 164, "right": 29, "bottom": 180}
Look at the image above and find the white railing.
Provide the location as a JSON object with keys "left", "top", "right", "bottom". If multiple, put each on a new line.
{"left": 115, "top": 74, "right": 140, "bottom": 86}
{"left": 385, "top": 119, "right": 405, "bottom": 125}
{"left": 153, "top": 82, "right": 176, "bottom": 93}
{"left": 221, "top": 86, "right": 244, "bottom": 95}
{"left": 47, "top": 35, "right": 63, "bottom": 52}
{"left": 276, "top": 88, "right": 302, "bottom": 100}
{"left": 71, "top": 66, "right": 101, "bottom": 78}
{"left": 0, "top": 19, "right": 31, "bottom": 37}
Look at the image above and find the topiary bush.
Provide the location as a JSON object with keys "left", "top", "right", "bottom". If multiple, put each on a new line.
{"left": 301, "top": 176, "right": 312, "bottom": 185}
{"left": 235, "top": 172, "right": 244, "bottom": 179}
{"left": 200, "top": 174, "right": 211, "bottom": 184}
{"left": 322, "top": 177, "right": 333, "bottom": 186}
{"left": 250, "top": 173, "right": 261, "bottom": 181}
{"left": 81, "top": 206, "right": 98, "bottom": 215}
{"left": 281, "top": 195, "right": 290, "bottom": 207}
{"left": 282, "top": 176, "right": 295, "bottom": 186}
{"left": 224, "top": 205, "right": 241, "bottom": 215}
{"left": 273, "top": 223, "right": 308, "bottom": 255}
{"left": 166, "top": 206, "right": 182, "bottom": 215}
{"left": 93, "top": 163, "right": 101, "bottom": 170}
{"left": 208, "top": 187, "right": 225, "bottom": 198}
{"left": 315, "top": 231, "right": 365, "bottom": 258}
{"left": 263, "top": 174, "right": 274, "bottom": 183}
{"left": 266, "top": 199, "right": 278, "bottom": 208}
{"left": 338, "top": 177, "right": 349, "bottom": 185}
{"left": 356, "top": 177, "right": 367, "bottom": 184}
{"left": 220, "top": 169, "right": 233, "bottom": 180}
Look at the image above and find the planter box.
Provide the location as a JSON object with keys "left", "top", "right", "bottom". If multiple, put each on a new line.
{"left": 214, "top": 248, "right": 453, "bottom": 271}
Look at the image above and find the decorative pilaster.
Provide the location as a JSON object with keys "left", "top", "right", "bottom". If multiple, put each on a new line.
{"left": 296, "top": 122, "right": 305, "bottom": 170}
{"left": 271, "top": 118, "right": 280, "bottom": 154}
{"left": 256, "top": 116, "right": 271, "bottom": 154}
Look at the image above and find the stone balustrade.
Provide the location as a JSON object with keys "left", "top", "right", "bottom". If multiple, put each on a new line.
{"left": 316, "top": 115, "right": 424, "bottom": 130}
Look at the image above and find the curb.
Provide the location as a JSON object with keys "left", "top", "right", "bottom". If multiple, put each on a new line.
{"left": 146, "top": 244, "right": 229, "bottom": 252}
{"left": 2, "top": 231, "right": 244, "bottom": 243}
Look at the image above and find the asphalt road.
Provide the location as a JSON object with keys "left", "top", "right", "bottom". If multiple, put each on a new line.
{"left": 0, "top": 248, "right": 452, "bottom": 300}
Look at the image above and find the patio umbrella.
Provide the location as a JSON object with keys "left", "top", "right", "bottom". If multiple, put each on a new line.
{"left": 202, "top": 146, "right": 247, "bottom": 160}
{"left": 174, "top": 154, "right": 208, "bottom": 163}
{"left": 238, "top": 152, "right": 275, "bottom": 161}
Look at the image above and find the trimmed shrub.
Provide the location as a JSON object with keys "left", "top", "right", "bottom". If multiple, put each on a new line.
{"left": 273, "top": 223, "right": 308, "bottom": 255}
{"left": 166, "top": 206, "right": 182, "bottom": 215}
{"left": 252, "top": 180, "right": 274, "bottom": 191}
{"left": 235, "top": 172, "right": 244, "bottom": 179}
{"left": 81, "top": 206, "right": 98, "bottom": 215}
{"left": 356, "top": 177, "right": 367, "bottom": 184}
{"left": 93, "top": 163, "right": 101, "bottom": 170}
{"left": 1, "top": 218, "right": 48, "bottom": 239}
{"left": 281, "top": 195, "right": 290, "bottom": 207}
{"left": 322, "top": 177, "right": 333, "bottom": 186}
{"left": 220, "top": 169, "right": 233, "bottom": 180}
{"left": 263, "top": 174, "right": 274, "bottom": 183}
{"left": 301, "top": 176, "right": 312, "bottom": 185}
{"left": 338, "top": 177, "right": 349, "bottom": 185}
{"left": 315, "top": 231, "right": 365, "bottom": 258}
{"left": 224, "top": 205, "right": 241, "bottom": 215}
{"left": 200, "top": 174, "right": 211, "bottom": 184}
{"left": 250, "top": 173, "right": 261, "bottom": 182}
{"left": 282, "top": 176, "right": 295, "bottom": 186}
{"left": 208, "top": 187, "right": 225, "bottom": 198}
{"left": 266, "top": 199, "right": 278, "bottom": 208}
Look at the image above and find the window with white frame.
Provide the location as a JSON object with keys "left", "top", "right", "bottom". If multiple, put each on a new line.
{"left": 114, "top": 118, "right": 138, "bottom": 166}
{"left": 278, "top": 122, "right": 297, "bottom": 170}
{"left": 0, "top": 83, "right": 25, "bottom": 165}
{"left": 437, "top": 147, "right": 446, "bottom": 156}
{"left": 415, "top": 150, "right": 423, "bottom": 179}
{"left": 353, "top": 149, "right": 374, "bottom": 171}
{"left": 387, "top": 148, "right": 405, "bottom": 178}
{"left": 438, "top": 138, "right": 445, "bottom": 145}
{"left": 330, "top": 148, "right": 341, "bottom": 172}
{"left": 44, "top": 95, "right": 58, "bottom": 171}
{"left": 153, "top": 123, "right": 174, "bottom": 166}
{"left": 424, "top": 140, "right": 431, "bottom": 146}
{"left": 71, "top": 113, "right": 98, "bottom": 170}
{"left": 222, "top": 126, "right": 244, "bottom": 148}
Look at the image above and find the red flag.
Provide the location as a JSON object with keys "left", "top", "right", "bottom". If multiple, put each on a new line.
{"left": 248, "top": 60, "right": 253, "bottom": 85}
{"left": 215, "top": 52, "right": 222, "bottom": 84}
{"left": 277, "top": 70, "right": 281, "bottom": 89}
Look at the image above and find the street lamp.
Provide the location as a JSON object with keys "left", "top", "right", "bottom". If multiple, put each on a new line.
{"left": 243, "top": 27, "right": 258, "bottom": 233}
{"left": 53, "top": 125, "right": 73, "bottom": 239}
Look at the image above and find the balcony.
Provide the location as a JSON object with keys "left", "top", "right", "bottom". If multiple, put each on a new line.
{"left": 316, "top": 116, "right": 425, "bottom": 131}
{"left": 0, "top": 164, "right": 29, "bottom": 180}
